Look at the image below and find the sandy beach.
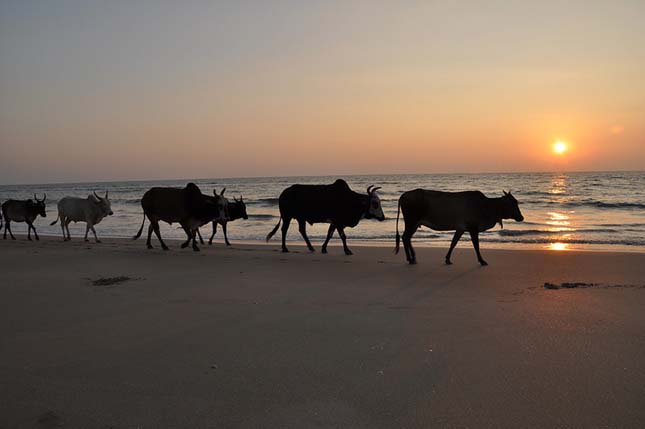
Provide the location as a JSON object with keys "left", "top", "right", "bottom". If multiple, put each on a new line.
{"left": 1, "top": 236, "right": 644, "bottom": 428}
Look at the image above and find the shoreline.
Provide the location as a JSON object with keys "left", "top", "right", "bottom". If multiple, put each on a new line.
{"left": 4, "top": 233, "right": 645, "bottom": 254}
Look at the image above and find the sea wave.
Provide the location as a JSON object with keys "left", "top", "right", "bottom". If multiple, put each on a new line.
{"left": 483, "top": 237, "right": 645, "bottom": 246}
{"left": 498, "top": 228, "right": 619, "bottom": 237}
{"left": 548, "top": 200, "right": 645, "bottom": 210}
{"left": 248, "top": 214, "right": 277, "bottom": 220}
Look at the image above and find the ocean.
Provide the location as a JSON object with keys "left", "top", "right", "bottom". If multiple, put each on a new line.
{"left": 1, "top": 171, "right": 644, "bottom": 252}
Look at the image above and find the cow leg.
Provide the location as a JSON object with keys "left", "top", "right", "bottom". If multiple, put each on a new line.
{"left": 402, "top": 225, "right": 417, "bottom": 264}
{"left": 65, "top": 219, "right": 72, "bottom": 241}
{"left": 151, "top": 220, "right": 168, "bottom": 250}
{"left": 91, "top": 225, "right": 101, "bottom": 243}
{"left": 8, "top": 221, "right": 15, "bottom": 240}
{"left": 27, "top": 223, "right": 32, "bottom": 241}
{"left": 208, "top": 221, "right": 217, "bottom": 245}
{"left": 469, "top": 230, "right": 487, "bottom": 266}
{"left": 146, "top": 224, "right": 154, "bottom": 249}
{"left": 60, "top": 217, "right": 67, "bottom": 240}
{"left": 281, "top": 217, "right": 291, "bottom": 253}
{"left": 445, "top": 229, "right": 464, "bottom": 265}
{"left": 3, "top": 220, "right": 6, "bottom": 239}
{"left": 196, "top": 228, "right": 204, "bottom": 245}
{"left": 298, "top": 220, "right": 315, "bottom": 252}
{"left": 181, "top": 225, "right": 199, "bottom": 251}
{"left": 84, "top": 224, "right": 90, "bottom": 242}
{"left": 338, "top": 227, "right": 353, "bottom": 255}
{"left": 222, "top": 222, "right": 231, "bottom": 246}
{"left": 191, "top": 230, "right": 200, "bottom": 252}
{"left": 180, "top": 225, "right": 192, "bottom": 248}
{"left": 33, "top": 224, "right": 39, "bottom": 241}
{"left": 321, "top": 224, "right": 335, "bottom": 254}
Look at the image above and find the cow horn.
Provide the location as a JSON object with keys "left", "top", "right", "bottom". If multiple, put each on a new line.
{"left": 503, "top": 190, "right": 508, "bottom": 196}
{"left": 221, "top": 187, "right": 226, "bottom": 196}
{"left": 105, "top": 190, "right": 108, "bottom": 199}
{"left": 93, "top": 191, "right": 101, "bottom": 200}
{"left": 367, "top": 185, "right": 374, "bottom": 194}
{"left": 371, "top": 186, "right": 382, "bottom": 193}
{"left": 42, "top": 193, "right": 46, "bottom": 202}
{"left": 33, "top": 193, "right": 37, "bottom": 201}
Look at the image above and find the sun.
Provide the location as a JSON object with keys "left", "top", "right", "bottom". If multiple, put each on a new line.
{"left": 553, "top": 140, "right": 568, "bottom": 155}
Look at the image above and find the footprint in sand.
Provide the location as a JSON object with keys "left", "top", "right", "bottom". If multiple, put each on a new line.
{"left": 36, "top": 410, "right": 62, "bottom": 428}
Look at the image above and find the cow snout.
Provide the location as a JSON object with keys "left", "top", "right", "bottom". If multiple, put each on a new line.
{"left": 109, "top": 210, "right": 114, "bottom": 216}
{"left": 516, "top": 215, "right": 524, "bottom": 222}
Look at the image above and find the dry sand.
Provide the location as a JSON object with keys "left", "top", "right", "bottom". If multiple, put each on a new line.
{"left": 1, "top": 236, "right": 644, "bottom": 428}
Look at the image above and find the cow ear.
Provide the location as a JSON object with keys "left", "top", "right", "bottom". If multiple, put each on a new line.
{"left": 221, "top": 188, "right": 226, "bottom": 197}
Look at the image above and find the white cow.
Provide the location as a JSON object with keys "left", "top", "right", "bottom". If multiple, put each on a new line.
{"left": 51, "top": 192, "right": 114, "bottom": 242}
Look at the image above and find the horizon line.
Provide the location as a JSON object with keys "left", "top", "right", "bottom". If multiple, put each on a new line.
{"left": 1, "top": 168, "right": 643, "bottom": 188}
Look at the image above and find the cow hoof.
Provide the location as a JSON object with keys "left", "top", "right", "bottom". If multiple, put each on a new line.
{"left": 409, "top": 260, "right": 417, "bottom": 265}
{"left": 281, "top": 248, "right": 289, "bottom": 253}
{"left": 345, "top": 250, "right": 353, "bottom": 256}
{"left": 181, "top": 243, "right": 188, "bottom": 249}
{"left": 96, "top": 240, "right": 102, "bottom": 243}
{"left": 445, "top": 260, "right": 452, "bottom": 265}
{"left": 147, "top": 245, "right": 153, "bottom": 249}
{"left": 321, "top": 248, "right": 327, "bottom": 254}
{"left": 162, "top": 246, "right": 169, "bottom": 251}
{"left": 479, "top": 260, "right": 488, "bottom": 266}
{"left": 193, "top": 247, "right": 200, "bottom": 252}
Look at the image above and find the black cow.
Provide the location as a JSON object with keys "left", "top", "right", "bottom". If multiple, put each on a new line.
{"left": 132, "top": 183, "right": 227, "bottom": 251}
{"left": 2, "top": 194, "right": 47, "bottom": 241}
{"left": 395, "top": 189, "right": 524, "bottom": 265}
{"left": 197, "top": 189, "right": 248, "bottom": 246}
{"left": 266, "top": 179, "right": 385, "bottom": 255}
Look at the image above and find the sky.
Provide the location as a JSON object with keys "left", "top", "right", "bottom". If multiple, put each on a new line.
{"left": 1, "top": 0, "right": 644, "bottom": 184}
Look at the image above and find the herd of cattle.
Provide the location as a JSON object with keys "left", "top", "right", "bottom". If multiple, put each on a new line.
{"left": 0, "top": 179, "right": 524, "bottom": 265}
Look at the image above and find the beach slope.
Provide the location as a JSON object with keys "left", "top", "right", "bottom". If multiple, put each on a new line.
{"left": 1, "top": 237, "right": 644, "bottom": 428}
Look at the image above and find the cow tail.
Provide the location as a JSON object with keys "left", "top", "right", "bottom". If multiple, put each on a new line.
{"left": 394, "top": 197, "right": 402, "bottom": 254}
{"left": 50, "top": 214, "right": 60, "bottom": 226}
{"left": 132, "top": 213, "right": 146, "bottom": 240}
{"left": 266, "top": 217, "right": 282, "bottom": 242}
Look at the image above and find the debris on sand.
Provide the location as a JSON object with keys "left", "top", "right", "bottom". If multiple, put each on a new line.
{"left": 544, "top": 282, "right": 597, "bottom": 289}
{"left": 92, "top": 276, "right": 132, "bottom": 286}
{"left": 544, "top": 282, "right": 645, "bottom": 290}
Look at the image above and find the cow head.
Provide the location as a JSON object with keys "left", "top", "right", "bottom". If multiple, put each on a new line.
{"left": 501, "top": 190, "right": 524, "bottom": 222}
{"left": 365, "top": 185, "right": 385, "bottom": 221}
{"left": 91, "top": 191, "right": 114, "bottom": 217}
{"left": 31, "top": 194, "right": 47, "bottom": 218}
{"left": 213, "top": 188, "right": 229, "bottom": 221}
{"left": 233, "top": 195, "right": 249, "bottom": 220}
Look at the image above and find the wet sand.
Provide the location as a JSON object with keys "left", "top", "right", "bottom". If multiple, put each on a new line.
{"left": 1, "top": 236, "right": 644, "bottom": 428}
